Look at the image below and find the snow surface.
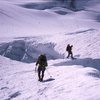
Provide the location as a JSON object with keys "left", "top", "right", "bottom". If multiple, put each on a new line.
{"left": 0, "top": 0, "right": 100, "bottom": 100}
{"left": 0, "top": 0, "right": 100, "bottom": 37}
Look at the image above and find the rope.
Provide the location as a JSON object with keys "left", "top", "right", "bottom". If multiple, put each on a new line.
{"left": 46, "top": 69, "right": 52, "bottom": 78}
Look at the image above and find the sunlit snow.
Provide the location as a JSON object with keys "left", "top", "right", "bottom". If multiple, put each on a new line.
{"left": 0, "top": 0, "right": 100, "bottom": 100}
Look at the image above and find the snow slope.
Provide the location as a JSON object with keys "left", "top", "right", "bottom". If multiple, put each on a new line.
{"left": 0, "top": 0, "right": 100, "bottom": 37}
{"left": 0, "top": 0, "right": 100, "bottom": 100}
{"left": 0, "top": 55, "right": 100, "bottom": 100}
{"left": 0, "top": 29, "right": 100, "bottom": 100}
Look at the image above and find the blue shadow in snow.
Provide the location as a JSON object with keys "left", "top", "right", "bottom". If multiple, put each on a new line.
{"left": 53, "top": 58, "right": 100, "bottom": 71}
{"left": 65, "top": 29, "right": 95, "bottom": 35}
{"left": 43, "top": 78, "right": 55, "bottom": 83}
{"left": 53, "top": 58, "right": 100, "bottom": 78}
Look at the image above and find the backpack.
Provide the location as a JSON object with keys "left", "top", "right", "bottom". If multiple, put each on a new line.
{"left": 38, "top": 54, "right": 47, "bottom": 67}
{"left": 66, "top": 46, "right": 69, "bottom": 51}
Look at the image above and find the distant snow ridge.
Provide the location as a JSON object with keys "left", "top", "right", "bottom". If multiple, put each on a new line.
{"left": 19, "top": 0, "right": 100, "bottom": 11}
{"left": 0, "top": 38, "right": 63, "bottom": 63}
{"left": 20, "top": 2, "right": 60, "bottom": 10}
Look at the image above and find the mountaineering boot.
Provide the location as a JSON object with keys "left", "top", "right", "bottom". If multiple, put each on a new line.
{"left": 38, "top": 78, "right": 41, "bottom": 81}
{"left": 40, "top": 78, "right": 43, "bottom": 82}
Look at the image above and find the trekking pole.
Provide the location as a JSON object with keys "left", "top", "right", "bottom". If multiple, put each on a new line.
{"left": 46, "top": 69, "right": 52, "bottom": 78}
{"left": 35, "top": 66, "right": 37, "bottom": 73}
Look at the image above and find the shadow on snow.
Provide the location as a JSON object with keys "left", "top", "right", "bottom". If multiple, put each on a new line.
{"left": 53, "top": 58, "right": 100, "bottom": 78}
{"left": 42, "top": 78, "right": 55, "bottom": 83}
{"left": 53, "top": 58, "right": 100, "bottom": 71}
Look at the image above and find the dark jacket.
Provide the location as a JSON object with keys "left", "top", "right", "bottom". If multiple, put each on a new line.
{"left": 66, "top": 45, "right": 70, "bottom": 51}
{"left": 36, "top": 54, "right": 48, "bottom": 68}
{"left": 66, "top": 45, "right": 73, "bottom": 53}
